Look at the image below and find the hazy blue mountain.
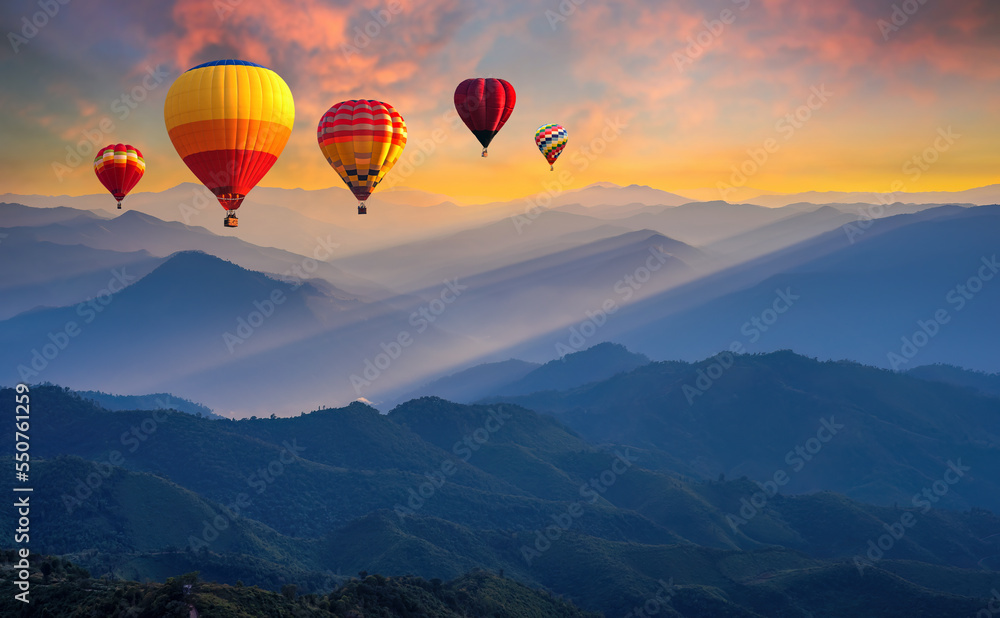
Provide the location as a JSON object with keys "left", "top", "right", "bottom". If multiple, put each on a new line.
{"left": 7, "top": 207, "right": 388, "bottom": 300}
{"left": 707, "top": 204, "right": 857, "bottom": 259}
{"left": 4, "top": 200, "right": 994, "bottom": 414}
{"left": 392, "top": 358, "right": 541, "bottom": 405}
{"left": 908, "top": 363, "right": 1000, "bottom": 398}
{"left": 0, "top": 234, "right": 164, "bottom": 320}
{"left": 594, "top": 205, "right": 1000, "bottom": 373}
{"left": 0, "top": 251, "right": 389, "bottom": 413}
{"left": 546, "top": 182, "right": 693, "bottom": 208}
{"left": 485, "top": 350, "right": 1000, "bottom": 512}
{"left": 614, "top": 200, "right": 802, "bottom": 246}
{"left": 742, "top": 185, "right": 1000, "bottom": 207}
{"left": 497, "top": 342, "right": 651, "bottom": 396}
{"left": 73, "top": 389, "right": 224, "bottom": 419}
{"left": 397, "top": 343, "right": 652, "bottom": 406}
{"left": 337, "top": 209, "right": 643, "bottom": 292}
{"left": 367, "top": 230, "right": 701, "bottom": 390}
{"left": 0, "top": 202, "right": 108, "bottom": 226}
{"left": 480, "top": 203, "right": 961, "bottom": 365}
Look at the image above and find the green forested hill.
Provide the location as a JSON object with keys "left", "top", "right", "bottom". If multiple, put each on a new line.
{"left": 484, "top": 351, "right": 1000, "bottom": 512}
{"left": 1, "top": 376, "right": 999, "bottom": 616}
{"left": 0, "top": 554, "right": 600, "bottom": 617}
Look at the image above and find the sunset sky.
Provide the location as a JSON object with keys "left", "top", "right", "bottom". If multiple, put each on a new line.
{"left": 1, "top": 0, "right": 998, "bottom": 203}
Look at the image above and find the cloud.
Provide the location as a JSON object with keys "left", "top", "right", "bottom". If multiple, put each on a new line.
{"left": 1, "top": 0, "right": 999, "bottom": 198}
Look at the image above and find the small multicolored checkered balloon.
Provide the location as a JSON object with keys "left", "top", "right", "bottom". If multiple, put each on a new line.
{"left": 535, "top": 124, "right": 568, "bottom": 171}
{"left": 94, "top": 144, "right": 145, "bottom": 209}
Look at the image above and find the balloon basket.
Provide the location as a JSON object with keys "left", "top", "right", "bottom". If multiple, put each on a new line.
{"left": 550, "top": 165, "right": 554, "bottom": 171}
{"left": 481, "top": 148, "right": 488, "bottom": 158}
{"left": 358, "top": 203, "right": 367, "bottom": 215}
{"left": 224, "top": 215, "right": 239, "bottom": 228}
{"left": 117, "top": 200, "right": 123, "bottom": 209}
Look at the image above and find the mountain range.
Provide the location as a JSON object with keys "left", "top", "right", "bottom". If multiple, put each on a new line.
{"left": 2, "top": 368, "right": 998, "bottom": 616}
{"left": 1, "top": 184, "right": 997, "bottom": 414}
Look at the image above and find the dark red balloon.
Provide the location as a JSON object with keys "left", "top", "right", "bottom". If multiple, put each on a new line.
{"left": 454, "top": 78, "right": 516, "bottom": 156}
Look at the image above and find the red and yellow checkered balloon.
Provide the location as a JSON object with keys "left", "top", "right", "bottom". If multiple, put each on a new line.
{"left": 318, "top": 99, "right": 407, "bottom": 213}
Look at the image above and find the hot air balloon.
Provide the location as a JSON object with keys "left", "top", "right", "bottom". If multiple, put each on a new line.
{"left": 94, "top": 144, "right": 145, "bottom": 209}
{"left": 317, "top": 100, "right": 407, "bottom": 215}
{"left": 535, "top": 124, "right": 568, "bottom": 171}
{"left": 454, "top": 78, "right": 515, "bottom": 157}
{"left": 163, "top": 59, "right": 295, "bottom": 228}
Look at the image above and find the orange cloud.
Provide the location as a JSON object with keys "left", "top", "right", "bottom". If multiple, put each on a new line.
{"left": 1, "top": 0, "right": 999, "bottom": 200}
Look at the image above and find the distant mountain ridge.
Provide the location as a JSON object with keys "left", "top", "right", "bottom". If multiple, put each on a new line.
{"left": 391, "top": 343, "right": 650, "bottom": 407}
{"left": 2, "top": 383, "right": 999, "bottom": 617}
{"left": 908, "top": 363, "right": 1000, "bottom": 399}
{"left": 738, "top": 184, "right": 1000, "bottom": 207}
{"left": 2, "top": 198, "right": 996, "bottom": 414}
{"left": 483, "top": 349, "right": 1000, "bottom": 512}
{"left": 73, "top": 389, "right": 224, "bottom": 419}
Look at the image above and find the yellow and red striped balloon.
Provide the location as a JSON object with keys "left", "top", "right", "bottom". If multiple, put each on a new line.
{"left": 94, "top": 143, "right": 145, "bottom": 209}
{"left": 163, "top": 59, "right": 295, "bottom": 220}
{"left": 317, "top": 99, "right": 406, "bottom": 214}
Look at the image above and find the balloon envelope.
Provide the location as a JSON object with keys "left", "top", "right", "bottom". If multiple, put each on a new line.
{"left": 94, "top": 143, "right": 145, "bottom": 206}
{"left": 535, "top": 124, "right": 568, "bottom": 169}
{"left": 454, "top": 78, "right": 515, "bottom": 155}
{"left": 163, "top": 59, "right": 295, "bottom": 213}
{"left": 317, "top": 99, "right": 407, "bottom": 208}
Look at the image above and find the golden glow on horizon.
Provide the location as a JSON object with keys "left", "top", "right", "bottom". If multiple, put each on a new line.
{"left": 2, "top": 1, "right": 998, "bottom": 205}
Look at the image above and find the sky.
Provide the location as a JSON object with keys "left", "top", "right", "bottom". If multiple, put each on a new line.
{"left": 1, "top": 0, "right": 999, "bottom": 204}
